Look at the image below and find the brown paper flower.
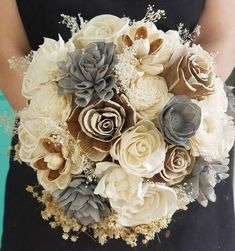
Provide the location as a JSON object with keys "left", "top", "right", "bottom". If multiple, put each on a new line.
{"left": 32, "top": 138, "right": 83, "bottom": 192}
{"left": 165, "top": 53, "right": 214, "bottom": 99}
{"left": 67, "top": 94, "right": 136, "bottom": 161}
{"left": 153, "top": 145, "right": 195, "bottom": 186}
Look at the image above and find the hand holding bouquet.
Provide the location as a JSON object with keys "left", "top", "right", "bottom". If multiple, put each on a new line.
{"left": 15, "top": 7, "right": 235, "bottom": 246}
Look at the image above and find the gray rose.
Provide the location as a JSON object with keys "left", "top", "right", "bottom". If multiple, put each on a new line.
{"left": 58, "top": 42, "right": 118, "bottom": 107}
{"left": 186, "top": 158, "right": 229, "bottom": 207}
{"left": 52, "top": 175, "right": 110, "bottom": 226}
{"left": 158, "top": 95, "right": 201, "bottom": 146}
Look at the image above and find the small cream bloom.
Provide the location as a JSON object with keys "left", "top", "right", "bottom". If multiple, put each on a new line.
{"left": 110, "top": 120, "right": 166, "bottom": 178}
{"left": 73, "top": 15, "right": 129, "bottom": 48}
{"left": 117, "top": 182, "right": 177, "bottom": 227}
{"left": 127, "top": 75, "right": 172, "bottom": 120}
{"left": 94, "top": 162, "right": 143, "bottom": 208}
{"left": 21, "top": 84, "right": 72, "bottom": 122}
{"left": 22, "top": 36, "right": 75, "bottom": 98}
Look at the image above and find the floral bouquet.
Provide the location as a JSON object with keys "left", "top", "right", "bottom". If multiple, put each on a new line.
{"left": 15, "top": 7, "right": 235, "bottom": 246}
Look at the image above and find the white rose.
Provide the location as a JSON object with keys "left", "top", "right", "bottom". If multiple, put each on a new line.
{"left": 94, "top": 162, "right": 143, "bottom": 209}
{"left": 127, "top": 76, "right": 172, "bottom": 120}
{"left": 110, "top": 120, "right": 166, "bottom": 178}
{"left": 190, "top": 99, "right": 235, "bottom": 161}
{"left": 117, "top": 183, "right": 177, "bottom": 227}
{"left": 22, "top": 36, "right": 75, "bottom": 98}
{"left": 73, "top": 15, "right": 129, "bottom": 48}
{"left": 21, "top": 83, "right": 72, "bottom": 122}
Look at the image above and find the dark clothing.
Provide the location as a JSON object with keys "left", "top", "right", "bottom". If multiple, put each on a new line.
{"left": 2, "top": 1, "right": 235, "bottom": 250}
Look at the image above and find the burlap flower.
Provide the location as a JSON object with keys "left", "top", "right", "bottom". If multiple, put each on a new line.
{"left": 31, "top": 137, "right": 83, "bottom": 192}
{"left": 53, "top": 175, "right": 110, "bottom": 226}
{"left": 165, "top": 51, "right": 214, "bottom": 99}
{"left": 153, "top": 145, "right": 195, "bottom": 185}
{"left": 186, "top": 158, "right": 229, "bottom": 207}
{"left": 58, "top": 42, "right": 118, "bottom": 107}
{"left": 159, "top": 95, "right": 201, "bottom": 146}
{"left": 67, "top": 94, "right": 136, "bottom": 161}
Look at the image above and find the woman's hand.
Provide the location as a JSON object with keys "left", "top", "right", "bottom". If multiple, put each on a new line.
{"left": 197, "top": 0, "right": 235, "bottom": 81}
{"left": 0, "top": 0, "right": 30, "bottom": 111}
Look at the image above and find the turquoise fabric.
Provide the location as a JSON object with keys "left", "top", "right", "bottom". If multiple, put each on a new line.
{"left": 0, "top": 92, "right": 12, "bottom": 247}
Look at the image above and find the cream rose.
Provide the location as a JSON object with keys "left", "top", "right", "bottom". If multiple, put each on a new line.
{"left": 127, "top": 76, "right": 172, "bottom": 120}
{"left": 117, "top": 183, "right": 177, "bottom": 227}
{"left": 110, "top": 120, "right": 166, "bottom": 178}
{"left": 22, "top": 36, "right": 75, "bottom": 98}
{"left": 94, "top": 162, "right": 143, "bottom": 209}
{"left": 73, "top": 15, "right": 129, "bottom": 48}
{"left": 190, "top": 99, "right": 235, "bottom": 161}
{"left": 21, "top": 84, "right": 72, "bottom": 122}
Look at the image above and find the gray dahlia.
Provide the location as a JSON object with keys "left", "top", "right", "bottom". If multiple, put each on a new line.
{"left": 158, "top": 95, "right": 201, "bottom": 146}
{"left": 58, "top": 42, "right": 118, "bottom": 107}
{"left": 52, "top": 175, "right": 110, "bottom": 225}
{"left": 186, "top": 158, "right": 229, "bottom": 207}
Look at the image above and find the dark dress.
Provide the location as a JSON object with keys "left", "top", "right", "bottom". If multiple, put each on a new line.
{"left": 1, "top": 1, "right": 235, "bottom": 250}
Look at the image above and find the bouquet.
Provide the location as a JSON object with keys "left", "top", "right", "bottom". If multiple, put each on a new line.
{"left": 15, "top": 7, "right": 235, "bottom": 246}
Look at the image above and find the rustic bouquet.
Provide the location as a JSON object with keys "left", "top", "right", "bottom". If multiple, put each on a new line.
{"left": 15, "top": 7, "right": 235, "bottom": 246}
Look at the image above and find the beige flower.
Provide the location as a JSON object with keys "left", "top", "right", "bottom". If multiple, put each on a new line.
{"left": 22, "top": 36, "right": 75, "bottom": 99}
{"left": 31, "top": 137, "right": 83, "bottom": 192}
{"left": 127, "top": 75, "right": 172, "bottom": 120}
{"left": 110, "top": 120, "right": 166, "bottom": 178}
{"left": 165, "top": 47, "right": 215, "bottom": 99}
{"left": 67, "top": 94, "right": 136, "bottom": 161}
{"left": 94, "top": 162, "right": 143, "bottom": 208}
{"left": 122, "top": 26, "right": 181, "bottom": 75}
{"left": 153, "top": 145, "right": 195, "bottom": 185}
{"left": 73, "top": 15, "right": 129, "bottom": 48}
{"left": 20, "top": 83, "right": 72, "bottom": 122}
{"left": 117, "top": 182, "right": 177, "bottom": 227}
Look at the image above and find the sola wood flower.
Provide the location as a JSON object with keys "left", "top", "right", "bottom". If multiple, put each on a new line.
{"left": 32, "top": 138, "right": 83, "bottom": 192}
{"left": 186, "top": 158, "right": 229, "bottom": 207}
{"left": 67, "top": 94, "right": 136, "bottom": 161}
{"left": 58, "top": 42, "right": 118, "bottom": 107}
{"left": 52, "top": 175, "right": 110, "bottom": 226}
{"left": 122, "top": 26, "right": 180, "bottom": 75}
{"left": 159, "top": 95, "right": 201, "bottom": 146}
{"left": 110, "top": 120, "right": 166, "bottom": 178}
{"left": 153, "top": 145, "right": 195, "bottom": 185}
{"left": 165, "top": 52, "right": 214, "bottom": 99}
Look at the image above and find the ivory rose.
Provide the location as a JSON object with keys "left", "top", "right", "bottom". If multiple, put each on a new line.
{"left": 73, "top": 15, "right": 129, "bottom": 48}
{"left": 110, "top": 120, "right": 166, "bottom": 178}
{"left": 94, "top": 162, "right": 143, "bottom": 207}
{"left": 117, "top": 183, "right": 177, "bottom": 227}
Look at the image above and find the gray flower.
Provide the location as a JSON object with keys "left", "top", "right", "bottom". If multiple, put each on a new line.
{"left": 58, "top": 42, "right": 118, "bottom": 107}
{"left": 224, "top": 85, "right": 235, "bottom": 120}
{"left": 158, "top": 95, "right": 201, "bottom": 146}
{"left": 186, "top": 158, "right": 229, "bottom": 207}
{"left": 52, "top": 175, "right": 110, "bottom": 225}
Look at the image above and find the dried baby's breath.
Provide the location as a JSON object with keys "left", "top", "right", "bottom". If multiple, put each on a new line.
{"left": 27, "top": 186, "right": 171, "bottom": 247}
{"left": 60, "top": 14, "right": 87, "bottom": 34}
{"left": 177, "top": 23, "right": 201, "bottom": 43}
{"left": 8, "top": 52, "right": 33, "bottom": 75}
{"left": 142, "top": 5, "right": 165, "bottom": 24}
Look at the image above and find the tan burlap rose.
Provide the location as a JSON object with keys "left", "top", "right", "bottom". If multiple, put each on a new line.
{"left": 165, "top": 53, "right": 214, "bottom": 99}
{"left": 67, "top": 94, "right": 136, "bottom": 161}
{"left": 154, "top": 145, "right": 195, "bottom": 186}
